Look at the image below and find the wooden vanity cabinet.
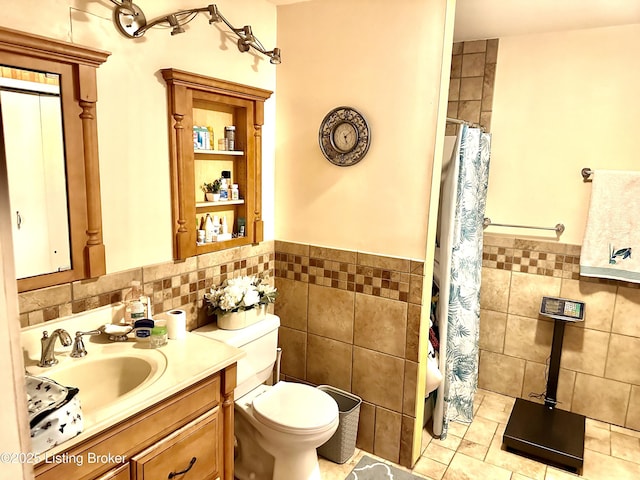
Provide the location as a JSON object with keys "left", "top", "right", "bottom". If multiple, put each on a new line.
{"left": 34, "top": 364, "right": 237, "bottom": 480}
{"left": 161, "top": 68, "right": 273, "bottom": 260}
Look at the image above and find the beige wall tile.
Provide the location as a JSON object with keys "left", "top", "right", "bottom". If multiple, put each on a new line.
{"left": 353, "top": 346, "right": 404, "bottom": 412}
{"left": 354, "top": 294, "right": 407, "bottom": 358}
{"left": 142, "top": 257, "right": 197, "bottom": 282}
{"left": 309, "top": 245, "right": 356, "bottom": 263}
{"left": 399, "top": 414, "right": 415, "bottom": 468}
{"left": 504, "top": 314, "right": 553, "bottom": 363}
{"left": 449, "top": 78, "right": 460, "bottom": 101}
{"left": 459, "top": 77, "right": 484, "bottom": 101}
{"left": 403, "top": 360, "right": 417, "bottom": 415}
{"left": 625, "top": 386, "right": 640, "bottom": 431}
{"left": 356, "top": 401, "right": 375, "bottom": 451}
{"left": 560, "top": 279, "right": 616, "bottom": 332}
{"left": 275, "top": 240, "right": 309, "bottom": 256}
{"left": 357, "top": 252, "right": 411, "bottom": 272}
{"left": 483, "top": 234, "right": 515, "bottom": 248}
{"left": 308, "top": 284, "right": 354, "bottom": 343}
{"left": 451, "top": 54, "right": 462, "bottom": 77}
{"left": 19, "top": 284, "right": 71, "bottom": 313}
{"left": 522, "top": 361, "right": 575, "bottom": 410}
{"left": 482, "top": 63, "right": 496, "bottom": 106}
{"left": 572, "top": 374, "right": 630, "bottom": 426}
{"left": 306, "top": 334, "right": 352, "bottom": 391}
{"left": 480, "top": 268, "right": 511, "bottom": 312}
{"left": 486, "top": 39, "right": 499, "bottom": 63}
{"left": 605, "top": 334, "right": 640, "bottom": 385}
{"left": 374, "top": 407, "right": 402, "bottom": 463}
{"left": 612, "top": 287, "right": 640, "bottom": 337}
{"left": 458, "top": 100, "right": 481, "bottom": 123}
{"left": 274, "top": 277, "right": 308, "bottom": 331}
{"left": 409, "top": 274, "right": 423, "bottom": 305}
{"left": 508, "top": 272, "right": 561, "bottom": 317}
{"left": 461, "top": 53, "right": 486, "bottom": 77}
{"left": 72, "top": 268, "right": 141, "bottom": 300}
{"left": 278, "top": 326, "right": 306, "bottom": 380}
{"left": 610, "top": 431, "right": 640, "bottom": 463}
{"left": 405, "top": 303, "right": 421, "bottom": 362}
{"left": 513, "top": 239, "right": 566, "bottom": 255}
{"left": 463, "top": 40, "right": 487, "bottom": 54}
{"left": 197, "top": 246, "right": 241, "bottom": 269}
{"left": 479, "top": 309, "right": 507, "bottom": 353}
{"left": 560, "top": 325, "right": 609, "bottom": 377}
{"left": 478, "top": 350, "right": 525, "bottom": 398}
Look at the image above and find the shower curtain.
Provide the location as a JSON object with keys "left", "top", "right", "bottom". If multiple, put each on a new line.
{"left": 432, "top": 125, "right": 491, "bottom": 439}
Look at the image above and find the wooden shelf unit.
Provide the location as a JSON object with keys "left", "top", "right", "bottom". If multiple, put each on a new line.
{"left": 161, "top": 69, "right": 272, "bottom": 260}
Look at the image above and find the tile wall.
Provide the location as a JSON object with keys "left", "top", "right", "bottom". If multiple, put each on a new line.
{"left": 447, "top": 39, "right": 498, "bottom": 135}
{"left": 479, "top": 233, "right": 640, "bottom": 431}
{"left": 273, "top": 241, "right": 425, "bottom": 468}
{"left": 18, "top": 241, "right": 275, "bottom": 330}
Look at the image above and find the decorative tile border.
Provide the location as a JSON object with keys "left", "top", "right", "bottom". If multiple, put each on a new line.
{"left": 274, "top": 241, "right": 424, "bottom": 304}
{"left": 19, "top": 242, "right": 275, "bottom": 327}
{"left": 482, "top": 234, "right": 640, "bottom": 289}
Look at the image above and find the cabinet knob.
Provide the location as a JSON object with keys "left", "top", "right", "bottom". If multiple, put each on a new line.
{"left": 168, "top": 456, "right": 197, "bottom": 478}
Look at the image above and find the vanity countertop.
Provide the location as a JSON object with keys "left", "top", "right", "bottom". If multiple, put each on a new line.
{"left": 21, "top": 306, "right": 243, "bottom": 458}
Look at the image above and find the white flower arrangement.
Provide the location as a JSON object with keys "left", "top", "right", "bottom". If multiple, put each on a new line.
{"left": 204, "top": 274, "right": 278, "bottom": 315}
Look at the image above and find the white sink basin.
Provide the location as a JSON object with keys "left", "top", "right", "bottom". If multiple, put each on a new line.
{"left": 36, "top": 351, "right": 167, "bottom": 413}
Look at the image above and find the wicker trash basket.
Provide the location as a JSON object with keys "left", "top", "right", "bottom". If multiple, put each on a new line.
{"left": 316, "top": 385, "right": 362, "bottom": 464}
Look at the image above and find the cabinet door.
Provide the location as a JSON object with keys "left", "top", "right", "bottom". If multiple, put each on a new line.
{"left": 130, "top": 408, "right": 219, "bottom": 480}
{"left": 95, "top": 464, "right": 130, "bottom": 480}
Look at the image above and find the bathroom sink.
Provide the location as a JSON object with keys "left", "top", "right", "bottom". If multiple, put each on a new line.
{"left": 38, "top": 351, "right": 167, "bottom": 413}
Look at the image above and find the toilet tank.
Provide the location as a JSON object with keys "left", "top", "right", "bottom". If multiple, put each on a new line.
{"left": 195, "top": 314, "right": 280, "bottom": 398}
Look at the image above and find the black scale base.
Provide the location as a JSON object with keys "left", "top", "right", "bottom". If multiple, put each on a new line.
{"left": 503, "top": 398, "right": 585, "bottom": 473}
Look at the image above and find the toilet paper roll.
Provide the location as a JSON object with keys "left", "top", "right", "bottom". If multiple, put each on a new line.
{"left": 166, "top": 309, "right": 186, "bottom": 340}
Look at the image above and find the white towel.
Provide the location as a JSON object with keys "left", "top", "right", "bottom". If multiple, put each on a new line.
{"left": 580, "top": 170, "right": 640, "bottom": 283}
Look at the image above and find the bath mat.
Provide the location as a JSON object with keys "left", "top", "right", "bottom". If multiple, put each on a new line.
{"left": 345, "top": 455, "right": 424, "bottom": 479}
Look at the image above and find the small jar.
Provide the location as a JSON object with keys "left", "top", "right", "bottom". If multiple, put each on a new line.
{"left": 217, "top": 138, "right": 226, "bottom": 151}
{"left": 224, "top": 126, "right": 235, "bottom": 151}
{"left": 231, "top": 184, "right": 239, "bottom": 201}
{"left": 150, "top": 320, "right": 168, "bottom": 348}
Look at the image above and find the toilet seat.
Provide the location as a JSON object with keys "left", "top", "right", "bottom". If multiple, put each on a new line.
{"left": 252, "top": 382, "right": 338, "bottom": 435}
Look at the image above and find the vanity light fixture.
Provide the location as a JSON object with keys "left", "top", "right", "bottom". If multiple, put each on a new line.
{"left": 110, "top": 1, "right": 281, "bottom": 64}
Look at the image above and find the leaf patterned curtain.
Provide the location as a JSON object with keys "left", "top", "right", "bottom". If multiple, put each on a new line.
{"left": 433, "top": 125, "right": 491, "bottom": 439}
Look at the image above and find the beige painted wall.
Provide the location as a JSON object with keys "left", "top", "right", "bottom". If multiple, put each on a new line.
{"left": 488, "top": 23, "right": 640, "bottom": 245}
{"left": 274, "top": 0, "right": 448, "bottom": 260}
{"left": 0, "top": 0, "right": 277, "bottom": 274}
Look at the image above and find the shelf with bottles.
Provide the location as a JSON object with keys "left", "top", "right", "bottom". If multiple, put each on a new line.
{"left": 196, "top": 199, "right": 245, "bottom": 208}
{"left": 194, "top": 148, "right": 244, "bottom": 156}
{"left": 161, "top": 68, "right": 272, "bottom": 260}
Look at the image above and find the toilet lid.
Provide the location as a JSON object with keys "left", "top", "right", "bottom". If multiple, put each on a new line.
{"left": 252, "top": 382, "right": 338, "bottom": 434}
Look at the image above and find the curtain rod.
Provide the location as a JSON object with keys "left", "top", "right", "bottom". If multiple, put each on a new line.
{"left": 446, "top": 116, "right": 485, "bottom": 130}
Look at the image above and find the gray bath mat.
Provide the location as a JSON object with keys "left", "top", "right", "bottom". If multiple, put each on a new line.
{"left": 345, "top": 455, "right": 424, "bottom": 479}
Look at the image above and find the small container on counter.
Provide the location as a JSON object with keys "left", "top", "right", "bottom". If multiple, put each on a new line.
{"left": 150, "top": 320, "right": 168, "bottom": 348}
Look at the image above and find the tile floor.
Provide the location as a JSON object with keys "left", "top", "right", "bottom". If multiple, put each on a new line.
{"left": 319, "top": 389, "right": 640, "bottom": 479}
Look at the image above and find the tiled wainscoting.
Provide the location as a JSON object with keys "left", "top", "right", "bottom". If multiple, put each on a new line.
{"left": 18, "top": 241, "right": 275, "bottom": 330}
{"left": 479, "top": 233, "right": 640, "bottom": 431}
{"left": 273, "top": 241, "right": 425, "bottom": 468}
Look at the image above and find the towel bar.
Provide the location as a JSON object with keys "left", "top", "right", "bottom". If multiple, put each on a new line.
{"left": 483, "top": 218, "right": 565, "bottom": 235}
{"left": 581, "top": 168, "right": 593, "bottom": 181}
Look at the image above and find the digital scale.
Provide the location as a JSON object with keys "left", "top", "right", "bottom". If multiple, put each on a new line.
{"left": 503, "top": 296, "right": 586, "bottom": 473}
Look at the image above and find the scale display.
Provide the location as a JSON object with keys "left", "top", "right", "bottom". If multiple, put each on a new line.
{"left": 540, "top": 296, "right": 585, "bottom": 322}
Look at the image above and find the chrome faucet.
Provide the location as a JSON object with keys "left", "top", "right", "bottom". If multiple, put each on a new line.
{"left": 71, "top": 330, "right": 102, "bottom": 358}
{"left": 39, "top": 329, "right": 72, "bottom": 367}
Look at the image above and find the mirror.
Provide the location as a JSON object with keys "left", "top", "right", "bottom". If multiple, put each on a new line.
{"left": 0, "top": 67, "right": 71, "bottom": 279}
{"left": 0, "top": 26, "right": 110, "bottom": 292}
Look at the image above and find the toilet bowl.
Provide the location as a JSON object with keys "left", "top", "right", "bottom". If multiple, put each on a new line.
{"left": 234, "top": 382, "right": 339, "bottom": 480}
{"left": 195, "top": 314, "right": 339, "bottom": 480}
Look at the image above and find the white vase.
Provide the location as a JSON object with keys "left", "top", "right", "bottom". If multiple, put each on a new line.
{"left": 217, "top": 304, "right": 266, "bottom": 330}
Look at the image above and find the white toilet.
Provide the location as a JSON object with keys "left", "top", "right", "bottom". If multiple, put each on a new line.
{"left": 195, "top": 314, "right": 339, "bottom": 480}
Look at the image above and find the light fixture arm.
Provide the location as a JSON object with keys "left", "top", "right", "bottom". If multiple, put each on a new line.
{"left": 111, "top": 1, "right": 281, "bottom": 64}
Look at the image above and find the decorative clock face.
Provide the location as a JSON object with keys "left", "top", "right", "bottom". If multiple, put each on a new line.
{"left": 318, "top": 106, "right": 370, "bottom": 166}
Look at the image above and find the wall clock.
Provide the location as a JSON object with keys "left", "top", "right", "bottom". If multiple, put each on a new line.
{"left": 318, "top": 106, "right": 371, "bottom": 166}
